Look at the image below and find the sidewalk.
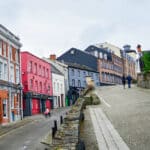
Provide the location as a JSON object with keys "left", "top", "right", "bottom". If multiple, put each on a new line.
{"left": 0, "top": 107, "right": 70, "bottom": 138}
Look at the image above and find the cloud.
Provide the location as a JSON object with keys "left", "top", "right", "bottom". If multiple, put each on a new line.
{"left": 0, "top": 0, "right": 150, "bottom": 58}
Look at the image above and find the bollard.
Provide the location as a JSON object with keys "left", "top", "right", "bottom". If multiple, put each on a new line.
{"left": 52, "top": 127, "right": 56, "bottom": 138}
{"left": 60, "top": 116, "right": 63, "bottom": 124}
{"left": 54, "top": 120, "right": 57, "bottom": 131}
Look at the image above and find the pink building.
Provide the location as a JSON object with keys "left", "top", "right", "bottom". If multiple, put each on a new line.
{"left": 21, "top": 52, "right": 53, "bottom": 116}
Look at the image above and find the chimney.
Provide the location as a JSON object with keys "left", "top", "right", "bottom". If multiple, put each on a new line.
{"left": 50, "top": 54, "right": 56, "bottom": 61}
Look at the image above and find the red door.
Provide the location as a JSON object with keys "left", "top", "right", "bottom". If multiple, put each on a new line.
{"left": 32, "top": 99, "right": 40, "bottom": 115}
{"left": 45, "top": 100, "right": 51, "bottom": 111}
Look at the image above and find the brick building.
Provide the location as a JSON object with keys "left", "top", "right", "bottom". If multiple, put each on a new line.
{"left": 21, "top": 52, "right": 53, "bottom": 116}
{"left": 85, "top": 45, "right": 123, "bottom": 85}
{"left": 0, "top": 24, "right": 22, "bottom": 124}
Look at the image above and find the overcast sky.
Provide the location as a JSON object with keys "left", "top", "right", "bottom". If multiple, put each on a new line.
{"left": 0, "top": 0, "right": 150, "bottom": 57}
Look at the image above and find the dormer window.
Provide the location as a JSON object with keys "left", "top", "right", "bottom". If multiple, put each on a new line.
{"left": 70, "top": 50, "right": 74, "bottom": 54}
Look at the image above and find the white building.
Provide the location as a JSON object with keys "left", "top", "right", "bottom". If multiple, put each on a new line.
{"left": 43, "top": 55, "right": 69, "bottom": 96}
{"left": 51, "top": 64, "right": 65, "bottom": 108}
{"left": 0, "top": 24, "right": 22, "bottom": 124}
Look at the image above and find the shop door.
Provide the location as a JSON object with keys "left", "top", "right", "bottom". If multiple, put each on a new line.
{"left": 0, "top": 98, "right": 2, "bottom": 123}
{"left": 32, "top": 99, "right": 40, "bottom": 115}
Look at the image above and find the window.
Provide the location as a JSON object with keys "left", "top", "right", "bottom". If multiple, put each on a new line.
{"left": 72, "top": 79, "right": 75, "bottom": 87}
{"left": 11, "top": 94, "right": 14, "bottom": 108}
{"left": 4, "top": 64, "right": 7, "bottom": 80}
{"left": 71, "top": 69, "right": 74, "bottom": 76}
{"left": 10, "top": 46, "right": 13, "bottom": 60}
{"left": 78, "top": 70, "right": 80, "bottom": 77}
{"left": 0, "top": 62, "right": 3, "bottom": 79}
{"left": 54, "top": 82, "right": 56, "bottom": 92}
{"left": 99, "top": 52, "right": 103, "bottom": 59}
{"left": 78, "top": 80, "right": 81, "bottom": 87}
{"left": 35, "top": 81, "right": 38, "bottom": 91}
{"left": 46, "top": 69, "right": 49, "bottom": 78}
{"left": 3, "top": 100, "right": 7, "bottom": 117}
{"left": 10, "top": 66, "right": 14, "bottom": 82}
{"left": 61, "top": 84, "right": 63, "bottom": 92}
{"left": 15, "top": 50, "right": 19, "bottom": 63}
{"left": 39, "top": 65, "right": 41, "bottom": 76}
{"left": 40, "top": 82, "right": 42, "bottom": 92}
{"left": 16, "top": 69, "right": 19, "bottom": 83}
{"left": 57, "top": 83, "right": 59, "bottom": 92}
{"left": 83, "top": 71, "right": 86, "bottom": 76}
{"left": 30, "top": 79, "right": 33, "bottom": 90}
{"left": 3, "top": 42, "right": 7, "bottom": 57}
{"left": 104, "top": 54, "right": 107, "bottom": 60}
{"left": 0, "top": 40, "right": 2, "bottom": 55}
{"left": 28, "top": 61, "right": 32, "bottom": 72}
{"left": 43, "top": 67, "right": 45, "bottom": 77}
{"left": 34, "top": 63, "right": 37, "bottom": 74}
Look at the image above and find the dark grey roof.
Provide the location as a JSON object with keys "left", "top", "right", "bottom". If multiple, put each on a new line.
{"left": 57, "top": 48, "right": 98, "bottom": 71}
{"left": 66, "top": 62, "right": 98, "bottom": 73}
{"left": 85, "top": 45, "right": 112, "bottom": 61}
{"left": 51, "top": 64, "right": 63, "bottom": 75}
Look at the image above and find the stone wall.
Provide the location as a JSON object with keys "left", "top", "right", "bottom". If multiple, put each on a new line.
{"left": 137, "top": 73, "right": 150, "bottom": 89}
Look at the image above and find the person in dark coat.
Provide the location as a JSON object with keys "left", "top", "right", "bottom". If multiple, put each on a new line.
{"left": 122, "top": 75, "right": 126, "bottom": 89}
{"left": 126, "top": 75, "right": 132, "bottom": 88}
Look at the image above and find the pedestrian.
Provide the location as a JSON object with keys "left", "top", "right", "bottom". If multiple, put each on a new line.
{"left": 122, "top": 75, "right": 126, "bottom": 89}
{"left": 44, "top": 107, "right": 50, "bottom": 118}
{"left": 126, "top": 74, "right": 132, "bottom": 88}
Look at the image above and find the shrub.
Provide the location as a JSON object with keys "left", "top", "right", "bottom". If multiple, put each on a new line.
{"left": 142, "top": 51, "right": 150, "bottom": 73}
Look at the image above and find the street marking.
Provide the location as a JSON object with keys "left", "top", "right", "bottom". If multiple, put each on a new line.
{"left": 89, "top": 107, "right": 130, "bottom": 150}
{"left": 95, "top": 91, "right": 111, "bottom": 108}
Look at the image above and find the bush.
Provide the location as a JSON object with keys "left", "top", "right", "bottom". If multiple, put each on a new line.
{"left": 142, "top": 51, "right": 150, "bottom": 73}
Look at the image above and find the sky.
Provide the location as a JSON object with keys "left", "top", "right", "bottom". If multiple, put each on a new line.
{"left": 0, "top": 0, "right": 150, "bottom": 57}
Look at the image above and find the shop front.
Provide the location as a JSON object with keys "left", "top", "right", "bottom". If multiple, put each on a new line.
{"left": 0, "top": 90, "right": 9, "bottom": 124}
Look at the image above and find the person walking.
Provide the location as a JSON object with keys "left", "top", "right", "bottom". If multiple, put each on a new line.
{"left": 44, "top": 107, "right": 50, "bottom": 118}
{"left": 122, "top": 75, "right": 126, "bottom": 89}
{"left": 126, "top": 74, "right": 132, "bottom": 88}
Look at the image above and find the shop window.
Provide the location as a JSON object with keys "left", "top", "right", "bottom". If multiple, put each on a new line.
{"left": 3, "top": 100, "right": 7, "bottom": 117}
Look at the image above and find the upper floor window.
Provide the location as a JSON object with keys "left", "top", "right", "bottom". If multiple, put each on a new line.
{"left": 78, "top": 70, "right": 80, "bottom": 77}
{"left": 72, "top": 79, "right": 75, "bottom": 87}
{"left": 104, "top": 54, "right": 107, "bottom": 60}
{"left": 34, "top": 63, "right": 37, "bottom": 74}
{"left": 0, "top": 62, "right": 3, "bottom": 79}
{"left": 99, "top": 52, "right": 103, "bottom": 59}
{"left": 35, "top": 81, "right": 38, "bottom": 92}
{"left": 4, "top": 63, "right": 7, "bottom": 80}
{"left": 9, "top": 46, "right": 13, "bottom": 60}
{"left": 71, "top": 69, "right": 74, "bottom": 76}
{"left": 28, "top": 61, "right": 32, "bottom": 72}
{"left": 16, "top": 69, "right": 19, "bottom": 83}
{"left": 0, "top": 40, "right": 2, "bottom": 55}
{"left": 15, "top": 50, "right": 19, "bottom": 63}
{"left": 10, "top": 66, "right": 14, "bottom": 82}
{"left": 83, "top": 71, "right": 86, "bottom": 76}
{"left": 30, "top": 79, "right": 33, "bottom": 90}
{"left": 46, "top": 69, "right": 49, "bottom": 78}
{"left": 43, "top": 67, "right": 45, "bottom": 77}
{"left": 39, "top": 65, "right": 41, "bottom": 76}
{"left": 78, "top": 80, "right": 81, "bottom": 87}
{"left": 40, "top": 82, "right": 42, "bottom": 92}
{"left": 3, "top": 42, "right": 7, "bottom": 57}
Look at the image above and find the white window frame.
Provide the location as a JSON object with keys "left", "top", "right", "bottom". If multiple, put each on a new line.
{"left": 4, "top": 63, "right": 7, "bottom": 81}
